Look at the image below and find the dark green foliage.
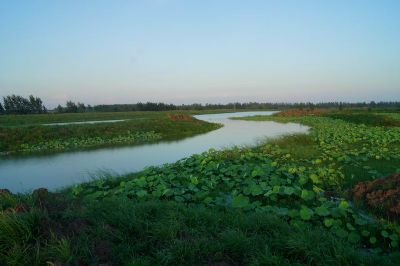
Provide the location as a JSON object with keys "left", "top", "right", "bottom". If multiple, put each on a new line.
{"left": 2, "top": 109, "right": 400, "bottom": 264}
{"left": 54, "top": 101, "right": 88, "bottom": 113}
{"left": 91, "top": 101, "right": 400, "bottom": 112}
{"left": 77, "top": 102, "right": 86, "bottom": 112}
{"left": 28, "top": 95, "right": 46, "bottom": 114}
{"left": 1, "top": 192, "right": 398, "bottom": 266}
{"left": 18, "top": 131, "right": 162, "bottom": 153}
{"left": 323, "top": 112, "right": 400, "bottom": 127}
{"left": 83, "top": 199, "right": 399, "bottom": 266}
{"left": 55, "top": 104, "right": 64, "bottom": 113}
{"left": 65, "top": 101, "right": 78, "bottom": 113}
{"left": 2, "top": 95, "right": 46, "bottom": 114}
{"left": 0, "top": 102, "right": 4, "bottom": 114}
{"left": 266, "top": 134, "right": 320, "bottom": 160}
{"left": 0, "top": 190, "right": 76, "bottom": 266}
{"left": 0, "top": 113, "right": 221, "bottom": 154}
{"left": 341, "top": 158, "right": 400, "bottom": 187}
{"left": 0, "top": 110, "right": 224, "bottom": 127}
{"left": 239, "top": 113, "right": 400, "bottom": 187}
{"left": 72, "top": 141, "right": 399, "bottom": 252}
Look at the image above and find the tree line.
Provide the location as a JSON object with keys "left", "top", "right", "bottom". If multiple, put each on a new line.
{"left": 0, "top": 95, "right": 47, "bottom": 114}
{"left": 55, "top": 101, "right": 92, "bottom": 113}
{"left": 1, "top": 94, "right": 400, "bottom": 115}
{"left": 87, "top": 101, "right": 400, "bottom": 112}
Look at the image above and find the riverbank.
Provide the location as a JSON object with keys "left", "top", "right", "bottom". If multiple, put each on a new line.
{"left": 0, "top": 111, "right": 307, "bottom": 193}
{"left": 0, "top": 109, "right": 272, "bottom": 127}
{"left": 1, "top": 109, "right": 400, "bottom": 265}
{"left": 0, "top": 111, "right": 223, "bottom": 155}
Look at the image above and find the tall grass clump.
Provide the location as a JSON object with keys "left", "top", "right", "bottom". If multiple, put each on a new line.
{"left": 0, "top": 209, "right": 43, "bottom": 265}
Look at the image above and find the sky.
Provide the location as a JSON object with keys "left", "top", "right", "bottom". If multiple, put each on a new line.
{"left": 0, "top": 0, "right": 399, "bottom": 107}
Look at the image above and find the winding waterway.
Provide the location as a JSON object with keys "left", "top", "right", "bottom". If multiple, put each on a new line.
{"left": 0, "top": 111, "right": 309, "bottom": 193}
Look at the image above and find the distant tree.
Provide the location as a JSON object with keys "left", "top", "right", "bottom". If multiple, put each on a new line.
{"left": 90, "top": 101, "right": 400, "bottom": 113}
{"left": 0, "top": 102, "right": 4, "bottom": 114}
{"left": 65, "top": 101, "right": 78, "bottom": 113}
{"left": 77, "top": 102, "right": 86, "bottom": 113}
{"left": 3, "top": 95, "right": 30, "bottom": 114}
{"left": 1, "top": 94, "right": 47, "bottom": 114}
{"left": 55, "top": 104, "right": 64, "bottom": 113}
{"left": 28, "top": 95, "right": 46, "bottom": 113}
{"left": 55, "top": 101, "right": 90, "bottom": 113}
{"left": 370, "top": 101, "right": 376, "bottom": 109}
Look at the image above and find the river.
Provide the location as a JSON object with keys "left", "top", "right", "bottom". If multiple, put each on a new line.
{"left": 0, "top": 111, "right": 308, "bottom": 193}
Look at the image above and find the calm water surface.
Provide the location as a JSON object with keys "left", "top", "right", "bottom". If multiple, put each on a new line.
{"left": 0, "top": 111, "right": 308, "bottom": 193}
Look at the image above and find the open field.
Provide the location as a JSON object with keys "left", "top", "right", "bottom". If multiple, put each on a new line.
{"left": 0, "top": 111, "right": 223, "bottom": 155}
{"left": 0, "top": 109, "right": 249, "bottom": 127}
{"left": 1, "top": 109, "right": 400, "bottom": 265}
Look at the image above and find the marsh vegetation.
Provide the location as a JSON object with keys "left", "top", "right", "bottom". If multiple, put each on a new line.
{"left": 0, "top": 112, "right": 221, "bottom": 155}
{"left": 1, "top": 108, "right": 400, "bottom": 265}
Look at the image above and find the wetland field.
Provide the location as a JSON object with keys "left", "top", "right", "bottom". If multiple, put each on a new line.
{"left": 1, "top": 108, "right": 400, "bottom": 265}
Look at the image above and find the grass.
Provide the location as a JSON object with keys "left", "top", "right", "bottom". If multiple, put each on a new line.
{"left": 264, "top": 134, "right": 321, "bottom": 160}
{"left": 381, "top": 113, "right": 400, "bottom": 121}
{"left": 0, "top": 109, "right": 248, "bottom": 128}
{"left": 341, "top": 158, "right": 400, "bottom": 187}
{"left": 322, "top": 112, "right": 400, "bottom": 127}
{"left": 1, "top": 193, "right": 398, "bottom": 266}
{"left": 237, "top": 111, "right": 400, "bottom": 188}
{"left": 0, "top": 111, "right": 222, "bottom": 155}
{"left": 2, "top": 108, "right": 400, "bottom": 265}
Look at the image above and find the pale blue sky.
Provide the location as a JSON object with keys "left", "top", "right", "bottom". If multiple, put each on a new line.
{"left": 0, "top": 0, "right": 399, "bottom": 107}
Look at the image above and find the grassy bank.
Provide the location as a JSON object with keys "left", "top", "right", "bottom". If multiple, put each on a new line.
{"left": 235, "top": 110, "right": 400, "bottom": 187}
{"left": 1, "top": 109, "right": 400, "bottom": 265}
{"left": 0, "top": 109, "right": 256, "bottom": 128}
{"left": 1, "top": 193, "right": 395, "bottom": 266}
{"left": 0, "top": 111, "right": 222, "bottom": 155}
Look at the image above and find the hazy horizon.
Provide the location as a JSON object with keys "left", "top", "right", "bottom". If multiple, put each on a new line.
{"left": 1, "top": 0, "right": 400, "bottom": 108}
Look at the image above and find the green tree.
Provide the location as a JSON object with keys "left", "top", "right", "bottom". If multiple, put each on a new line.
{"left": 2, "top": 95, "right": 46, "bottom": 114}
{"left": 65, "top": 101, "right": 78, "bottom": 113}
{"left": 28, "top": 95, "right": 46, "bottom": 113}
{"left": 77, "top": 102, "right": 86, "bottom": 112}
{"left": 55, "top": 104, "right": 64, "bottom": 113}
{"left": 3, "top": 95, "right": 30, "bottom": 114}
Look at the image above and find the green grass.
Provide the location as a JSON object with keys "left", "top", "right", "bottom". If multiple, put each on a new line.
{"left": 341, "top": 158, "right": 400, "bottom": 187}
{"left": 241, "top": 113, "right": 400, "bottom": 183}
{"left": 0, "top": 111, "right": 222, "bottom": 154}
{"left": 264, "top": 134, "right": 321, "bottom": 160}
{"left": 2, "top": 109, "right": 400, "bottom": 265}
{"left": 1, "top": 194, "right": 398, "bottom": 266}
{"left": 0, "top": 111, "right": 161, "bottom": 127}
{"left": 322, "top": 112, "right": 400, "bottom": 127}
{"left": 381, "top": 113, "right": 400, "bottom": 121}
{"left": 0, "top": 109, "right": 246, "bottom": 128}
